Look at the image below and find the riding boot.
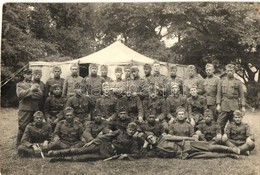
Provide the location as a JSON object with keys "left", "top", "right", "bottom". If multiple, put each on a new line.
{"left": 208, "top": 144, "right": 240, "bottom": 155}
{"left": 48, "top": 148, "right": 72, "bottom": 157}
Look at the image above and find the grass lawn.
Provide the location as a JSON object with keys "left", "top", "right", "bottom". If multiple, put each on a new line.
{"left": 0, "top": 107, "right": 259, "bottom": 175}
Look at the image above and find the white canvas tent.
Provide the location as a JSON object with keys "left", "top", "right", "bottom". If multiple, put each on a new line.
{"left": 29, "top": 41, "right": 171, "bottom": 82}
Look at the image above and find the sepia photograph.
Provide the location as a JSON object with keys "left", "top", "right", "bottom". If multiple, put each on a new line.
{"left": 1, "top": 2, "right": 260, "bottom": 175}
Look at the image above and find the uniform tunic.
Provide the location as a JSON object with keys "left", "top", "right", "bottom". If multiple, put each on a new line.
{"left": 62, "top": 75, "right": 83, "bottom": 98}
{"left": 95, "top": 95, "right": 117, "bottom": 119}
{"left": 169, "top": 122, "right": 194, "bottom": 137}
{"left": 83, "top": 120, "right": 110, "bottom": 142}
{"left": 197, "top": 122, "right": 221, "bottom": 142}
{"left": 45, "top": 77, "right": 64, "bottom": 97}
{"left": 166, "top": 94, "right": 187, "bottom": 119}
{"left": 225, "top": 122, "right": 251, "bottom": 145}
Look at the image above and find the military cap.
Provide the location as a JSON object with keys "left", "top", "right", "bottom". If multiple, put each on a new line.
{"left": 190, "top": 83, "right": 198, "bottom": 89}
{"left": 115, "top": 67, "right": 123, "bottom": 73}
{"left": 52, "top": 83, "right": 62, "bottom": 89}
{"left": 102, "top": 82, "right": 110, "bottom": 88}
{"left": 176, "top": 106, "right": 186, "bottom": 114}
{"left": 89, "top": 63, "right": 98, "bottom": 69}
{"left": 53, "top": 66, "right": 61, "bottom": 71}
{"left": 225, "top": 64, "right": 235, "bottom": 70}
{"left": 22, "top": 68, "right": 32, "bottom": 75}
{"left": 146, "top": 108, "right": 155, "bottom": 117}
{"left": 124, "top": 64, "right": 132, "bottom": 71}
{"left": 118, "top": 105, "right": 127, "bottom": 113}
{"left": 204, "top": 109, "right": 213, "bottom": 116}
{"left": 205, "top": 63, "right": 214, "bottom": 69}
{"left": 153, "top": 60, "right": 160, "bottom": 65}
{"left": 64, "top": 107, "right": 74, "bottom": 114}
{"left": 33, "top": 111, "right": 44, "bottom": 117}
{"left": 143, "top": 63, "right": 151, "bottom": 69}
{"left": 169, "top": 64, "right": 178, "bottom": 70}
{"left": 100, "top": 65, "right": 108, "bottom": 71}
{"left": 187, "top": 65, "right": 196, "bottom": 70}
{"left": 33, "top": 69, "right": 42, "bottom": 74}
{"left": 70, "top": 63, "right": 79, "bottom": 69}
{"left": 233, "top": 110, "right": 242, "bottom": 117}
{"left": 131, "top": 65, "right": 139, "bottom": 72}
{"left": 145, "top": 131, "right": 154, "bottom": 138}
{"left": 127, "top": 122, "right": 138, "bottom": 131}
{"left": 170, "top": 82, "right": 180, "bottom": 88}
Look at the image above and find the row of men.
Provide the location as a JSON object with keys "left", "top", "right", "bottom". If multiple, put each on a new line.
{"left": 16, "top": 61, "right": 245, "bottom": 148}
{"left": 17, "top": 106, "right": 255, "bottom": 161}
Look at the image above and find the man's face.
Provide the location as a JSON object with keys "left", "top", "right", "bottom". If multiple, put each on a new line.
{"left": 53, "top": 87, "right": 62, "bottom": 96}
{"left": 126, "top": 127, "right": 136, "bottom": 136}
{"left": 147, "top": 135, "right": 157, "bottom": 145}
{"left": 115, "top": 72, "right": 122, "bottom": 79}
{"left": 125, "top": 69, "right": 131, "bottom": 77}
{"left": 226, "top": 68, "right": 235, "bottom": 78}
{"left": 118, "top": 111, "right": 127, "bottom": 120}
{"left": 71, "top": 66, "right": 78, "bottom": 76}
{"left": 188, "top": 69, "right": 195, "bottom": 77}
{"left": 65, "top": 112, "right": 74, "bottom": 123}
{"left": 144, "top": 67, "right": 151, "bottom": 76}
{"left": 53, "top": 70, "right": 61, "bottom": 78}
{"left": 171, "top": 86, "right": 179, "bottom": 94}
{"left": 153, "top": 64, "right": 160, "bottom": 72}
{"left": 150, "top": 92, "right": 157, "bottom": 99}
{"left": 177, "top": 111, "right": 186, "bottom": 121}
{"left": 101, "top": 69, "right": 108, "bottom": 77}
{"left": 126, "top": 90, "right": 132, "bottom": 97}
{"left": 102, "top": 86, "right": 110, "bottom": 94}
{"left": 132, "top": 70, "right": 139, "bottom": 78}
{"left": 206, "top": 67, "right": 214, "bottom": 77}
{"left": 205, "top": 115, "right": 213, "bottom": 123}
{"left": 90, "top": 67, "right": 97, "bottom": 75}
{"left": 147, "top": 115, "right": 155, "bottom": 123}
{"left": 190, "top": 88, "right": 198, "bottom": 97}
{"left": 170, "top": 69, "right": 177, "bottom": 77}
{"left": 33, "top": 73, "right": 42, "bottom": 81}
{"left": 23, "top": 73, "right": 32, "bottom": 81}
{"left": 233, "top": 115, "right": 242, "bottom": 124}
{"left": 34, "top": 115, "right": 43, "bottom": 125}
{"left": 93, "top": 114, "right": 102, "bottom": 123}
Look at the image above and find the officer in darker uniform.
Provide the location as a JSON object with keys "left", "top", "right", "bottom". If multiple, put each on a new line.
{"left": 45, "top": 66, "right": 64, "bottom": 98}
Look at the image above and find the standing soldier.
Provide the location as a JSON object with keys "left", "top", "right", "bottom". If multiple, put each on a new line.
{"left": 216, "top": 64, "right": 246, "bottom": 133}
{"left": 124, "top": 64, "right": 132, "bottom": 82}
{"left": 17, "top": 111, "right": 52, "bottom": 157}
{"left": 100, "top": 65, "right": 113, "bottom": 83}
{"left": 16, "top": 68, "right": 43, "bottom": 146}
{"left": 143, "top": 63, "right": 152, "bottom": 79}
{"left": 167, "top": 64, "right": 183, "bottom": 95}
{"left": 183, "top": 65, "right": 204, "bottom": 97}
{"left": 32, "top": 69, "right": 45, "bottom": 111}
{"left": 110, "top": 67, "right": 126, "bottom": 98}
{"left": 131, "top": 65, "right": 146, "bottom": 97}
{"left": 203, "top": 63, "right": 220, "bottom": 121}
{"left": 62, "top": 63, "right": 83, "bottom": 98}
{"left": 147, "top": 61, "right": 168, "bottom": 97}
{"left": 45, "top": 66, "right": 64, "bottom": 98}
{"left": 44, "top": 84, "right": 67, "bottom": 130}
{"left": 82, "top": 63, "right": 105, "bottom": 101}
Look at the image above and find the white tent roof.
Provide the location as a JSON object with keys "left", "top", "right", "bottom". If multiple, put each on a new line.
{"left": 74, "top": 41, "right": 166, "bottom": 65}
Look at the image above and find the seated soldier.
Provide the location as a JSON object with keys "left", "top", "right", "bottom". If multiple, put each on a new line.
{"left": 195, "top": 109, "right": 222, "bottom": 144}
{"left": 166, "top": 82, "right": 187, "bottom": 124}
{"left": 95, "top": 82, "right": 117, "bottom": 121}
{"left": 83, "top": 109, "right": 111, "bottom": 143}
{"left": 66, "top": 82, "right": 95, "bottom": 123}
{"left": 222, "top": 110, "right": 255, "bottom": 155}
{"left": 48, "top": 107, "right": 85, "bottom": 150}
{"left": 17, "top": 111, "right": 52, "bottom": 157}
{"left": 187, "top": 84, "right": 207, "bottom": 128}
{"left": 109, "top": 106, "right": 132, "bottom": 131}
{"left": 44, "top": 84, "right": 66, "bottom": 130}
{"left": 168, "top": 107, "right": 195, "bottom": 137}
{"left": 48, "top": 123, "right": 140, "bottom": 162}
{"left": 141, "top": 132, "right": 240, "bottom": 159}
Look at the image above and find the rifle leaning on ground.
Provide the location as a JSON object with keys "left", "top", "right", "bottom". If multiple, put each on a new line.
{"left": 103, "top": 154, "right": 121, "bottom": 161}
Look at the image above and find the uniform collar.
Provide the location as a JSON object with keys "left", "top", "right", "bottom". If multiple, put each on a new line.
{"left": 153, "top": 72, "right": 160, "bottom": 77}
{"left": 65, "top": 120, "right": 74, "bottom": 127}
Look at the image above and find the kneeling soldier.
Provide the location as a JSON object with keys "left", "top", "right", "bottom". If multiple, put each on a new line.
{"left": 222, "top": 110, "right": 255, "bottom": 155}
{"left": 17, "top": 111, "right": 52, "bottom": 157}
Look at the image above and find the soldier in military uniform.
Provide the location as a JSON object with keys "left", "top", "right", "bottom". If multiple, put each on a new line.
{"left": 187, "top": 84, "right": 207, "bottom": 128}
{"left": 110, "top": 67, "right": 126, "bottom": 98}
{"left": 109, "top": 106, "right": 132, "bottom": 131}
{"left": 83, "top": 109, "right": 111, "bottom": 143}
{"left": 222, "top": 110, "right": 255, "bottom": 155}
{"left": 147, "top": 61, "right": 168, "bottom": 97}
{"left": 44, "top": 84, "right": 66, "bottom": 130}
{"left": 203, "top": 63, "right": 220, "bottom": 121}
{"left": 45, "top": 66, "right": 64, "bottom": 98}
{"left": 66, "top": 83, "right": 95, "bottom": 123}
{"left": 48, "top": 107, "right": 85, "bottom": 150}
{"left": 195, "top": 109, "right": 222, "bottom": 144}
{"left": 16, "top": 68, "right": 43, "bottom": 146}
{"left": 48, "top": 122, "right": 140, "bottom": 161}
{"left": 167, "top": 64, "right": 183, "bottom": 95}
{"left": 166, "top": 82, "right": 187, "bottom": 124}
{"left": 168, "top": 107, "right": 195, "bottom": 137}
{"left": 143, "top": 63, "right": 152, "bottom": 79}
{"left": 95, "top": 82, "right": 117, "bottom": 121}
{"left": 32, "top": 69, "right": 45, "bottom": 111}
{"left": 100, "top": 65, "right": 113, "bottom": 83}
{"left": 183, "top": 65, "right": 204, "bottom": 97}
{"left": 62, "top": 64, "right": 83, "bottom": 98}
{"left": 216, "top": 64, "right": 246, "bottom": 133}
{"left": 124, "top": 64, "right": 133, "bottom": 82}
{"left": 131, "top": 65, "right": 146, "bottom": 98}
{"left": 82, "top": 63, "right": 105, "bottom": 101}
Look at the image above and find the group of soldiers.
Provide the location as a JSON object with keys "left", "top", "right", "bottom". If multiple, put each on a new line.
{"left": 15, "top": 61, "right": 255, "bottom": 162}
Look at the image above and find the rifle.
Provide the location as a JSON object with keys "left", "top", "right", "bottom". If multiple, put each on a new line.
{"left": 103, "top": 154, "right": 121, "bottom": 161}
{"left": 36, "top": 144, "right": 45, "bottom": 159}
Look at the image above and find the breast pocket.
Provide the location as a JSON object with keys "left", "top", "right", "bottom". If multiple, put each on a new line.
{"left": 232, "top": 84, "right": 239, "bottom": 95}
{"left": 221, "top": 85, "right": 227, "bottom": 94}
